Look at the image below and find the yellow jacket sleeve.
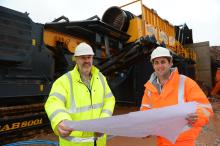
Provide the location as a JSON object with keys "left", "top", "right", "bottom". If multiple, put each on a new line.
{"left": 44, "top": 75, "right": 72, "bottom": 135}
{"left": 100, "top": 74, "right": 115, "bottom": 118}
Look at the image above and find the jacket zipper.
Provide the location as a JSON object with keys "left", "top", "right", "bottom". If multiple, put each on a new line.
{"left": 79, "top": 81, "right": 93, "bottom": 108}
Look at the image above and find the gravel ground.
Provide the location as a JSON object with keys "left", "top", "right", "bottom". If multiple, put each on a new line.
{"left": 196, "top": 101, "right": 220, "bottom": 146}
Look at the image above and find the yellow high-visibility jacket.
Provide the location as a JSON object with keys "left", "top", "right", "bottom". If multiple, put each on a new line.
{"left": 45, "top": 65, "right": 115, "bottom": 146}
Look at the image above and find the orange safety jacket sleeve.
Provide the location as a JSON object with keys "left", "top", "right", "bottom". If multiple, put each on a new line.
{"left": 140, "top": 86, "right": 152, "bottom": 111}
{"left": 185, "top": 78, "right": 213, "bottom": 127}
{"left": 44, "top": 76, "right": 72, "bottom": 135}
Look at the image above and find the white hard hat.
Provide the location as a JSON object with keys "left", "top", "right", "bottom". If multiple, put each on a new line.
{"left": 74, "top": 42, "right": 94, "bottom": 56}
{"left": 150, "top": 46, "right": 172, "bottom": 61}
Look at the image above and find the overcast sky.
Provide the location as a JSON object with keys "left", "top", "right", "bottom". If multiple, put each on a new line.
{"left": 1, "top": 0, "right": 220, "bottom": 46}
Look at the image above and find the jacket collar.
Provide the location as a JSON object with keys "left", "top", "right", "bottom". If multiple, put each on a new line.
{"left": 145, "top": 67, "right": 179, "bottom": 91}
{"left": 149, "top": 67, "right": 177, "bottom": 83}
{"left": 71, "top": 65, "right": 100, "bottom": 82}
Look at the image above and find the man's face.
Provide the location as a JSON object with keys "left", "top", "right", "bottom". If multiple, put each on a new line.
{"left": 75, "top": 55, "right": 93, "bottom": 75}
{"left": 152, "top": 57, "right": 173, "bottom": 78}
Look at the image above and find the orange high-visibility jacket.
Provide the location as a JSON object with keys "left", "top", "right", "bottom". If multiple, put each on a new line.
{"left": 140, "top": 68, "right": 213, "bottom": 146}
{"left": 211, "top": 69, "right": 220, "bottom": 96}
{"left": 215, "top": 68, "right": 220, "bottom": 82}
{"left": 211, "top": 80, "right": 220, "bottom": 96}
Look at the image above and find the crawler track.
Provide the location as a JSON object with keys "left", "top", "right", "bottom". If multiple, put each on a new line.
{"left": 0, "top": 103, "right": 51, "bottom": 145}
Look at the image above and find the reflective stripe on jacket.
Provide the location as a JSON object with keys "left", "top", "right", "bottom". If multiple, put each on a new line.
{"left": 45, "top": 65, "right": 115, "bottom": 146}
{"left": 140, "top": 68, "right": 213, "bottom": 146}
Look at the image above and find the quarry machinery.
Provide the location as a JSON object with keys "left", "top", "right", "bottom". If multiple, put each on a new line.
{"left": 0, "top": 1, "right": 195, "bottom": 144}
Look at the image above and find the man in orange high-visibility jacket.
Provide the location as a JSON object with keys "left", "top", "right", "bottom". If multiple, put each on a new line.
{"left": 140, "top": 46, "right": 213, "bottom": 146}
{"left": 211, "top": 68, "right": 220, "bottom": 98}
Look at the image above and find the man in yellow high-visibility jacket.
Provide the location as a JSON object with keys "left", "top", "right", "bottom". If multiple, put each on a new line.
{"left": 45, "top": 42, "right": 115, "bottom": 146}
